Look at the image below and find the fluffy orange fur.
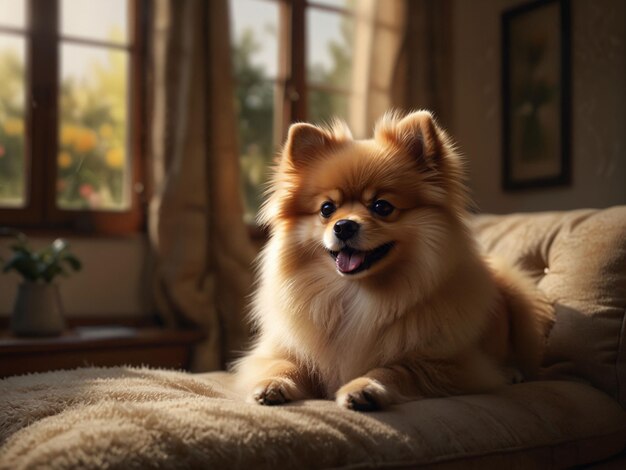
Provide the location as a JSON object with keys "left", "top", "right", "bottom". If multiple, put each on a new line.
{"left": 233, "top": 110, "right": 554, "bottom": 411}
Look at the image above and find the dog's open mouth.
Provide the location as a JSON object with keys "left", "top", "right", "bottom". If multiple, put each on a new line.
{"left": 328, "top": 242, "right": 395, "bottom": 275}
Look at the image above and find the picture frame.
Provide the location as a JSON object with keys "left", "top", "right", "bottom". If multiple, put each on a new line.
{"left": 501, "top": 0, "right": 571, "bottom": 190}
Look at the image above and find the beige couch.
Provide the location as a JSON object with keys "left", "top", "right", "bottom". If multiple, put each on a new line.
{"left": 1, "top": 207, "right": 625, "bottom": 469}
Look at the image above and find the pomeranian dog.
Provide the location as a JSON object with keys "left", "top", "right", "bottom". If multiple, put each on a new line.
{"left": 234, "top": 110, "right": 553, "bottom": 411}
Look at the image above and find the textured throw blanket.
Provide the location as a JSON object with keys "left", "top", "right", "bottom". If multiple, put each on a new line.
{"left": 2, "top": 366, "right": 625, "bottom": 469}
{"left": 0, "top": 367, "right": 417, "bottom": 469}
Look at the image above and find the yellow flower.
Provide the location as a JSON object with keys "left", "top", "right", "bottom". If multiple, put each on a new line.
{"left": 58, "top": 151, "right": 72, "bottom": 168}
{"left": 99, "top": 124, "right": 114, "bottom": 139}
{"left": 74, "top": 129, "right": 97, "bottom": 153}
{"left": 105, "top": 147, "right": 124, "bottom": 168}
{"left": 3, "top": 118, "right": 24, "bottom": 136}
{"left": 61, "top": 125, "right": 78, "bottom": 146}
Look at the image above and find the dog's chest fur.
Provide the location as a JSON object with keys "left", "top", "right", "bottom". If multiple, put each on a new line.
{"left": 254, "top": 235, "right": 496, "bottom": 396}
{"left": 274, "top": 279, "right": 460, "bottom": 393}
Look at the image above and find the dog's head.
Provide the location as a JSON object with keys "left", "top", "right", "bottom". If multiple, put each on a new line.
{"left": 260, "top": 110, "right": 468, "bottom": 283}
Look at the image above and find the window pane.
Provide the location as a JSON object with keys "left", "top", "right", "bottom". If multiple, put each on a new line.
{"left": 61, "top": 0, "right": 128, "bottom": 44}
{"left": 230, "top": 0, "right": 279, "bottom": 79}
{"left": 236, "top": 82, "right": 274, "bottom": 223}
{"left": 308, "top": 89, "right": 349, "bottom": 125}
{"left": 230, "top": 0, "right": 279, "bottom": 221}
{"left": 307, "top": 9, "right": 354, "bottom": 89}
{"left": 58, "top": 43, "right": 130, "bottom": 211}
{"left": 0, "top": 0, "right": 26, "bottom": 29}
{"left": 0, "top": 34, "right": 26, "bottom": 208}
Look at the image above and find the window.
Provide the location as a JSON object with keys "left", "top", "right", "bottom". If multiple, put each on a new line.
{"left": 0, "top": 0, "right": 145, "bottom": 234}
{"left": 230, "top": 0, "right": 356, "bottom": 222}
{"left": 306, "top": 1, "right": 353, "bottom": 124}
{"left": 0, "top": 0, "right": 27, "bottom": 209}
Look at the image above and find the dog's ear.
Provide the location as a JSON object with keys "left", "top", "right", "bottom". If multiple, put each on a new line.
{"left": 284, "top": 123, "right": 334, "bottom": 166}
{"left": 376, "top": 110, "right": 445, "bottom": 170}
{"left": 376, "top": 110, "right": 468, "bottom": 210}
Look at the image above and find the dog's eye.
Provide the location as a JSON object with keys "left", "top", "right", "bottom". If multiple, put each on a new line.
{"left": 371, "top": 199, "right": 395, "bottom": 217}
{"left": 320, "top": 201, "right": 336, "bottom": 218}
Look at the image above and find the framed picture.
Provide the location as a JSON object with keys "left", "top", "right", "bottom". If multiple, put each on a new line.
{"left": 501, "top": 0, "right": 571, "bottom": 190}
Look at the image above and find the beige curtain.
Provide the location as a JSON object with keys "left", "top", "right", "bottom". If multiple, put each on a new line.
{"left": 349, "top": 0, "right": 453, "bottom": 137}
{"left": 349, "top": 0, "right": 407, "bottom": 139}
{"left": 148, "top": 0, "right": 254, "bottom": 371}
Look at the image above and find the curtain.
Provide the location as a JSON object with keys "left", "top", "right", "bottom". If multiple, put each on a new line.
{"left": 148, "top": 0, "right": 254, "bottom": 371}
{"left": 349, "top": 0, "right": 407, "bottom": 139}
{"left": 401, "top": 0, "right": 453, "bottom": 126}
{"left": 349, "top": 0, "right": 453, "bottom": 138}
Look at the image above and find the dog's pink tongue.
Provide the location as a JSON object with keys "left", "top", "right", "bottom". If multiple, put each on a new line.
{"left": 336, "top": 251, "right": 365, "bottom": 273}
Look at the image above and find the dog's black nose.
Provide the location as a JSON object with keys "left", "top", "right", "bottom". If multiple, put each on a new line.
{"left": 333, "top": 219, "right": 359, "bottom": 240}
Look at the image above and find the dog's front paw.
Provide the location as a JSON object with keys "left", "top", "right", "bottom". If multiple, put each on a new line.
{"left": 249, "top": 378, "right": 299, "bottom": 406}
{"left": 336, "top": 377, "right": 391, "bottom": 412}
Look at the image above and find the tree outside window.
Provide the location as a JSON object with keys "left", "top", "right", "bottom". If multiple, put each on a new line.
{"left": 0, "top": 0, "right": 144, "bottom": 234}
{"left": 230, "top": 0, "right": 354, "bottom": 223}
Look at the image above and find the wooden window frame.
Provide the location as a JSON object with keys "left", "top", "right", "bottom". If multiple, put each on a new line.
{"left": 233, "top": 0, "right": 354, "bottom": 238}
{"left": 272, "top": 0, "right": 354, "bottom": 140}
{"left": 304, "top": 1, "right": 353, "bottom": 121}
{"left": 0, "top": 0, "right": 147, "bottom": 235}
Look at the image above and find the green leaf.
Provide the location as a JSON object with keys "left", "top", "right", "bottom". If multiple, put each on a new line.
{"left": 2, "top": 232, "right": 81, "bottom": 282}
{"left": 3, "top": 252, "right": 39, "bottom": 281}
{"left": 40, "top": 263, "right": 64, "bottom": 283}
{"left": 62, "top": 253, "right": 82, "bottom": 272}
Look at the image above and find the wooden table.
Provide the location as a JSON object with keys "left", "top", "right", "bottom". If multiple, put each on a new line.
{"left": 0, "top": 326, "right": 205, "bottom": 378}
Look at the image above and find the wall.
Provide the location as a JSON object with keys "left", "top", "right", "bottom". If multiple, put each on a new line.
{"left": 451, "top": 0, "right": 626, "bottom": 214}
{"left": 3, "top": 1, "right": 623, "bottom": 319}
{"left": 0, "top": 236, "right": 152, "bottom": 319}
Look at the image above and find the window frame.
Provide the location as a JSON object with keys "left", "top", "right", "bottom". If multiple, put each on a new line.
{"left": 230, "top": 0, "right": 355, "bottom": 235}
{"left": 274, "top": 0, "right": 354, "bottom": 140}
{"left": 0, "top": 0, "right": 147, "bottom": 235}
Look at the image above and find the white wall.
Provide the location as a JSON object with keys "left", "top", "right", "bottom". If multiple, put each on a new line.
{"left": 0, "top": 236, "right": 152, "bottom": 318}
{"left": 451, "top": 0, "right": 626, "bottom": 214}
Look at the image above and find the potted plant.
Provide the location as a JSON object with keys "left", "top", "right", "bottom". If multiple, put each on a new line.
{"left": 1, "top": 229, "right": 82, "bottom": 336}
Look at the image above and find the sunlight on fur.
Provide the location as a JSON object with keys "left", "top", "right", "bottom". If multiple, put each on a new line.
{"left": 233, "top": 110, "right": 554, "bottom": 411}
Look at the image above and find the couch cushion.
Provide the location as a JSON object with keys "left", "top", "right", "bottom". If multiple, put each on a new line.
{"left": 472, "top": 207, "right": 626, "bottom": 407}
{"left": 1, "top": 367, "right": 625, "bottom": 469}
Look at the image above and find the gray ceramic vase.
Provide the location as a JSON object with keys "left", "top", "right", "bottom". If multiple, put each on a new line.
{"left": 11, "top": 282, "right": 66, "bottom": 336}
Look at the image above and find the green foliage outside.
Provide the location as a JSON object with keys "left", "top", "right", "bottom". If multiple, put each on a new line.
{"left": 233, "top": 29, "right": 275, "bottom": 222}
{"left": 0, "top": 47, "right": 26, "bottom": 207}
{"left": 307, "top": 14, "right": 353, "bottom": 125}
{"left": 0, "top": 38, "right": 128, "bottom": 211}
{"left": 233, "top": 10, "right": 353, "bottom": 220}
{"left": 58, "top": 45, "right": 128, "bottom": 210}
